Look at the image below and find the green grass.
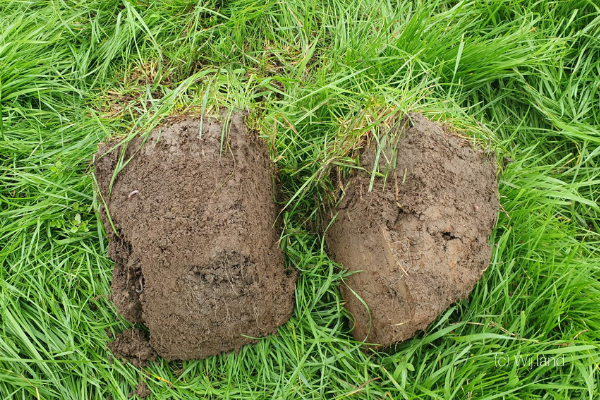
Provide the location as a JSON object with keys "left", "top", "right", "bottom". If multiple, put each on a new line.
{"left": 1, "top": 0, "right": 599, "bottom": 398}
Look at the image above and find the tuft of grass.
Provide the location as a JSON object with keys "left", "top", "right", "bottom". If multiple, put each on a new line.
{"left": 1, "top": 0, "right": 599, "bottom": 398}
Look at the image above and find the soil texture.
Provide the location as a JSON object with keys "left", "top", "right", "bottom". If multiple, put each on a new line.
{"left": 106, "top": 329, "right": 156, "bottom": 368}
{"left": 96, "top": 115, "right": 296, "bottom": 360}
{"left": 130, "top": 381, "right": 151, "bottom": 398}
{"left": 326, "top": 113, "right": 499, "bottom": 349}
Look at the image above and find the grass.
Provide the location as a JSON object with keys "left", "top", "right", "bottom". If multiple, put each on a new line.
{"left": 1, "top": 0, "right": 599, "bottom": 398}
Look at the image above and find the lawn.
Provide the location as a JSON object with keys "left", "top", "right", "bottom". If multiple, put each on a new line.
{"left": 1, "top": 0, "right": 599, "bottom": 398}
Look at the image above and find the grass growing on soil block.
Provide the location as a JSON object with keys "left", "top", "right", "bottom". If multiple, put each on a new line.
{"left": 1, "top": 0, "right": 599, "bottom": 399}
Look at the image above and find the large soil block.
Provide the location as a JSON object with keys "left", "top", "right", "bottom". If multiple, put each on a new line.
{"left": 327, "top": 113, "right": 499, "bottom": 349}
{"left": 95, "top": 115, "right": 296, "bottom": 360}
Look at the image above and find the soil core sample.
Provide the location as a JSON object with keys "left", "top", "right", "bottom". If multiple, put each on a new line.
{"left": 95, "top": 115, "right": 296, "bottom": 361}
{"left": 326, "top": 113, "right": 499, "bottom": 349}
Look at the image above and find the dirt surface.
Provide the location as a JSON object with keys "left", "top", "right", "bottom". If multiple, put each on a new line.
{"left": 130, "top": 381, "right": 151, "bottom": 398}
{"left": 326, "top": 113, "right": 499, "bottom": 349}
{"left": 96, "top": 115, "right": 296, "bottom": 360}
{"left": 107, "top": 329, "right": 157, "bottom": 368}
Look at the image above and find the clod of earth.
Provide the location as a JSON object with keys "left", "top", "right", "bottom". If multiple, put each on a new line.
{"left": 130, "top": 380, "right": 151, "bottom": 398}
{"left": 107, "top": 329, "right": 156, "bottom": 368}
{"left": 95, "top": 115, "right": 296, "bottom": 361}
{"left": 326, "top": 113, "right": 499, "bottom": 349}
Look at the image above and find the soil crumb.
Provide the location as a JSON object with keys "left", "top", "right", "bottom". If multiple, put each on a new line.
{"left": 130, "top": 381, "right": 151, "bottom": 398}
{"left": 96, "top": 114, "right": 296, "bottom": 360}
{"left": 326, "top": 113, "right": 499, "bottom": 349}
{"left": 107, "top": 329, "right": 157, "bottom": 368}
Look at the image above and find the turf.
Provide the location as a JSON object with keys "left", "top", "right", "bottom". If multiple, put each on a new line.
{"left": 1, "top": 0, "right": 599, "bottom": 398}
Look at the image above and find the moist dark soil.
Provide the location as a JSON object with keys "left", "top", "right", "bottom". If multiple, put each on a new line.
{"left": 95, "top": 115, "right": 296, "bottom": 361}
{"left": 130, "top": 381, "right": 151, "bottom": 398}
{"left": 107, "top": 329, "right": 156, "bottom": 368}
{"left": 326, "top": 113, "right": 499, "bottom": 349}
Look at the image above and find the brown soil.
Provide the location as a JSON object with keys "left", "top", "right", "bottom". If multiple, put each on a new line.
{"left": 95, "top": 115, "right": 296, "bottom": 361}
{"left": 107, "top": 329, "right": 156, "bottom": 368}
{"left": 130, "top": 381, "right": 151, "bottom": 398}
{"left": 326, "top": 113, "right": 499, "bottom": 349}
